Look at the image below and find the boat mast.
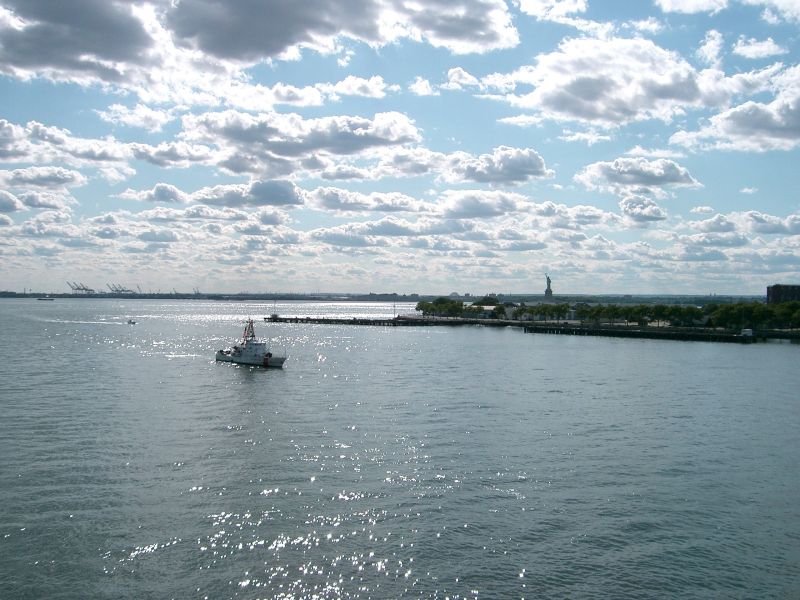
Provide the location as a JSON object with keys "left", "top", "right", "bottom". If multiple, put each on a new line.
{"left": 242, "top": 318, "right": 256, "bottom": 343}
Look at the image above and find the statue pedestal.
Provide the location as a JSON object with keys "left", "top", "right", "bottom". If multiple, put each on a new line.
{"left": 544, "top": 289, "right": 553, "bottom": 300}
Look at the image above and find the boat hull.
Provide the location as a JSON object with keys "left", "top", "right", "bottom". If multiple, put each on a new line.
{"left": 216, "top": 351, "right": 286, "bottom": 368}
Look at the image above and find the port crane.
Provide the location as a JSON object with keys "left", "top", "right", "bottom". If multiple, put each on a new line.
{"left": 66, "top": 281, "right": 95, "bottom": 294}
{"left": 106, "top": 283, "right": 136, "bottom": 294}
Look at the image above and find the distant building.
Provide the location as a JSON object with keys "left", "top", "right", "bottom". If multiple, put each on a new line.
{"left": 767, "top": 284, "right": 800, "bottom": 304}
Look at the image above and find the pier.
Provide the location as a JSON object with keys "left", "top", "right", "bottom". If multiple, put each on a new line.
{"left": 263, "top": 315, "right": 782, "bottom": 343}
{"left": 264, "top": 315, "right": 505, "bottom": 327}
{"left": 521, "top": 323, "right": 757, "bottom": 344}
{"left": 266, "top": 315, "right": 413, "bottom": 326}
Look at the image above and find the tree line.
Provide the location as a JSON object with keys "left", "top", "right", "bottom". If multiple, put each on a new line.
{"left": 415, "top": 297, "right": 506, "bottom": 318}
{"left": 415, "top": 298, "right": 800, "bottom": 330}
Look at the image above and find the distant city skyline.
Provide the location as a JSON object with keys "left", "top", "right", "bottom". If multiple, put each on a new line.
{"left": 1, "top": 0, "right": 799, "bottom": 295}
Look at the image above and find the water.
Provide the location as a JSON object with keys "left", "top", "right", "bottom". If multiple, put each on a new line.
{"left": 1, "top": 299, "right": 799, "bottom": 599}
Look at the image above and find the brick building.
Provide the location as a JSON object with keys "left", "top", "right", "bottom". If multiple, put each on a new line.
{"left": 767, "top": 284, "right": 800, "bottom": 304}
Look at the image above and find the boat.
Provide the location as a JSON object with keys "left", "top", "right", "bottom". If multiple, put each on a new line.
{"left": 127, "top": 319, "right": 137, "bottom": 325}
{"left": 216, "top": 318, "right": 286, "bottom": 368}
{"left": 36, "top": 297, "right": 54, "bottom": 301}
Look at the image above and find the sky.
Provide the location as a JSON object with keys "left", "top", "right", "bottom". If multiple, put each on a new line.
{"left": 1, "top": 0, "right": 799, "bottom": 296}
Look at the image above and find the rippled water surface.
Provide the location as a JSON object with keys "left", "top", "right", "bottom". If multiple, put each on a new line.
{"left": 1, "top": 299, "right": 799, "bottom": 599}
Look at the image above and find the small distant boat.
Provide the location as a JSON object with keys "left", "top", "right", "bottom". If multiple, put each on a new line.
{"left": 127, "top": 319, "right": 137, "bottom": 325}
{"left": 36, "top": 297, "right": 54, "bottom": 301}
{"left": 216, "top": 318, "right": 286, "bottom": 368}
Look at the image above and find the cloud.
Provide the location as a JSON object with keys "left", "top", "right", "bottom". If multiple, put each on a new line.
{"left": 138, "top": 229, "right": 180, "bottom": 243}
{"left": 739, "top": 210, "right": 800, "bottom": 234}
{"left": 442, "top": 67, "right": 480, "bottom": 91}
{"left": 308, "top": 225, "right": 381, "bottom": 248}
{"left": 479, "top": 37, "right": 772, "bottom": 128}
{"left": 309, "top": 217, "right": 474, "bottom": 253}
{"left": 443, "top": 146, "right": 554, "bottom": 185}
{"left": 559, "top": 129, "right": 611, "bottom": 146}
{"left": 440, "top": 190, "right": 529, "bottom": 219}
{"left": 679, "top": 231, "right": 750, "bottom": 247}
{"left": 624, "top": 17, "right": 664, "bottom": 35}
{"left": 625, "top": 145, "right": 685, "bottom": 159}
{"left": 618, "top": 196, "right": 668, "bottom": 223}
{"left": 0, "top": 119, "right": 139, "bottom": 183}
{"left": 675, "top": 247, "right": 728, "bottom": 261}
{"left": 0, "top": 0, "right": 153, "bottom": 81}
{"left": 96, "top": 104, "right": 176, "bottom": 132}
{"left": 690, "top": 213, "right": 736, "bottom": 232}
{"left": 515, "top": 0, "right": 612, "bottom": 37}
{"left": 409, "top": 76, "right": 438, "bottom": 96}
{"left": 25, "top": 122, "right": 127, "bottom": 165}
{"left": 0, "top": 119, "right": 28, "bottom": 159}
{"left": 2, "top": 166, "right": 87, "bottom": 189}
{"left": 0, "top": 189, "right": 25, "bottom": 212}
{"left": 165, "top": 0, "right": 519, "bottom": 61}
{"left": 654, "top": 0, "right": 728, "bottom": 14}
{"left": 0, "top": 0, "right": 519, "bottom": 113}
{"left": 740, "top": 187, "right": 758, "bottom": 194}
{"left": 198, "top": 180, "right": 306, "bottom": 207}
{"left": 697, "top": 30, "right": 724, "bottom": 69}
{"left": 316, "top": 75, "right": 399, "bottom": 100}
{"left": 741, "top": 0, "right": 800, "bottom": 23}
{"left": 181, "top": 110, "right": 421, "bottom": 175}
{"left": 690, "top": 205, "right": 714, "bottom": 214}
{"left": 17, "top": 191, "right": 76, "bottom": 210}
{"left": 123, "top": 179, "right": 306, "bottom": 208}
{"left": 575, "top": 157, "right": 700, "bottom": 197}
{"left": 516, "top": 0, "right": 587, "bottom": 19}
{"left": 319, "top": 164, "right": 373, "bottom": 181}
{"left": 732, "top": 36, "right": 788, "bottom": 59}
{"left": 120, "top": 183, "right": 189, "bottom": 204}
{"left": 139, "top": 205, "right": 250, "bottom": 223}
{"left": 129, "top": 141, "right": 213, "bottom": 168}
{"left": 309, "top": 188, "right": 426, "bottom": 214}
{"left": 529, "top": 201, "right": 618, "bottom": 230}
{"left": 670, "top": 65, "right": 800, "bottom": 151}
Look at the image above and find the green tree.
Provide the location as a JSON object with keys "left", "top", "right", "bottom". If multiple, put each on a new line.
{"left": 792, "top": 308, "right": 800, "bottom": 330}
{"left": 752, "top": 303, "right": 774, "bottom": 329}
{"left": 651, "top": 304, "right": 669, "bottom": 327}
{"left": 416, "top": 297, "right": 465, "bottom": 317}
{"left": 415, "top": 300, "right": 433, "bottom": 315}
{"left": 624, "top": 304, "right": 649, "bottom": 326}
{"left": 554, "top": 303, "right": 570, "bottom": 321}
{"left": 681, "top": 306, "right": 703, "bottom": 326}
{"left": 604, "top": 304, "right": 621, "bottom": 325}
{"left": 575, "top": 304, "right": 592, "bottom": 323}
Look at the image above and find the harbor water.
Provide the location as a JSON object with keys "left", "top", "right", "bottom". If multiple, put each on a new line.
{"left": 1, "top": 299, "right": 799, "bottom": 598}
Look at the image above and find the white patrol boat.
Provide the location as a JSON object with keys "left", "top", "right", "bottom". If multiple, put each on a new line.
{"left": 216, "top": 319, "right": 286, "bottom": 368}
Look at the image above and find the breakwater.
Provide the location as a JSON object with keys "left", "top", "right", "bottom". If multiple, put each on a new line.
{"left": 264, "top": 315, "right": 777, "bottom": 343}
{"left": 265, "top": 315, "right": 509, "bottom": 327}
